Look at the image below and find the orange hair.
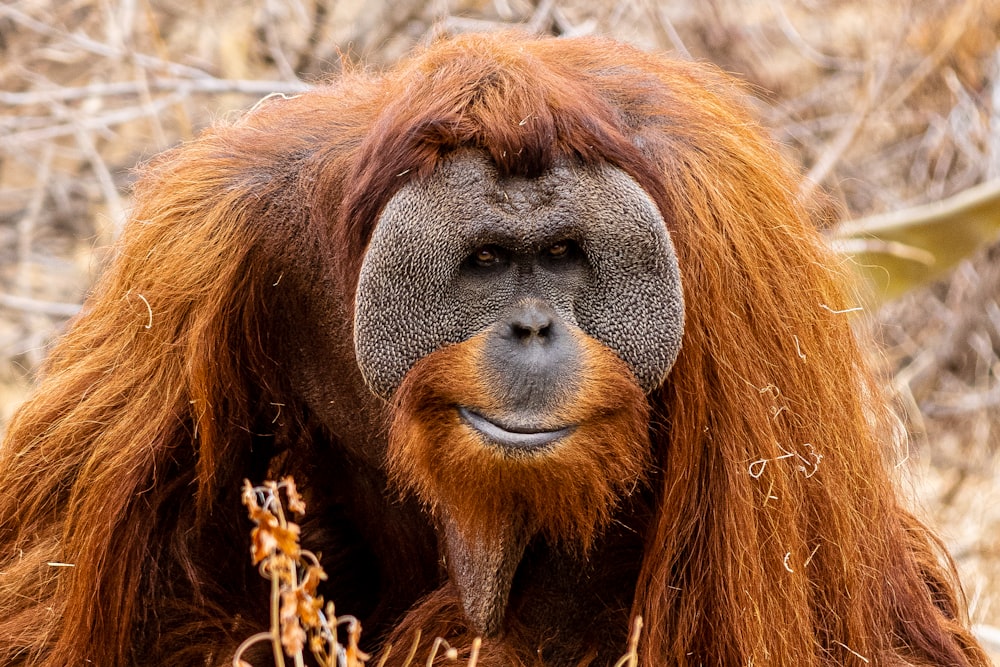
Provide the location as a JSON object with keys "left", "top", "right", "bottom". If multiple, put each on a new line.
{"left": 0, "top": 32, "right": 988, "bottom": 667}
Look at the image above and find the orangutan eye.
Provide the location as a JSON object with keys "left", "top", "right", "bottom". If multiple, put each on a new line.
{"left": 547, "top": 241, "right": 569, "bottom": 258}
{"left": 472, "top": 245, "right": 503, "bottom": 267}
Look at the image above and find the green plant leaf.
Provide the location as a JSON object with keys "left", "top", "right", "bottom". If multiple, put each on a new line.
{"left": 831, "top": 179, "right": 1000, "bottom": 302}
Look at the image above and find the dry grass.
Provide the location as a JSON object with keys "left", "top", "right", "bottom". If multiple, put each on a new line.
{"left": 241, "top": 477, "right": 646, "bottom": 667}
{"left": 1, "top": 0, "right": 999, "bottom": 660}
{"left": 239, "top": 478, "right": 378, "bottom": 667}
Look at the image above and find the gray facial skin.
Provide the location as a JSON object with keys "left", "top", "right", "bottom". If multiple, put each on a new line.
{"left": 354, "top": 150, "right": 684, "bottom": 401}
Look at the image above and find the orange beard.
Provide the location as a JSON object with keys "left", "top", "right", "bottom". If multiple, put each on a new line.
{"left": 387, "top": 328, "right": 651, "bottom": 635}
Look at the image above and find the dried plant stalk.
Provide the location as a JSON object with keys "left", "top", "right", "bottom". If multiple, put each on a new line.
{"left": 238, "top": 478, "right": 493, "bottom": 667}
{"left": 237, "top": 477, "right": 369, "bottom": 667}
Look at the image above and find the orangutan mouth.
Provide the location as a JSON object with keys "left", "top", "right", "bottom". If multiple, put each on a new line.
{"left": 457, "top": 406, "right": 574, "bottom": 450}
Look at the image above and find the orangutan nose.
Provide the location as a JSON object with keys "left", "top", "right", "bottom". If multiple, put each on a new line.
{"left": 506, "top": 301, "right": 554, "bottom": 344}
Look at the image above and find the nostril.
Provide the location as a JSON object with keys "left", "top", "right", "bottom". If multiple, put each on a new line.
{"left": 507, "top": 304, "right": 555, "bottom": 343}
{"left": 485, "top": 302, "right": 579, "bottom": 413}
{"left": 511, "top": 320, "right": 551, "bottom": 340}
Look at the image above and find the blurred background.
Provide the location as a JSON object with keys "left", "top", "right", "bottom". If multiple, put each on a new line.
{"left": 1, "top": 0, "right": 999, "bottom": 658}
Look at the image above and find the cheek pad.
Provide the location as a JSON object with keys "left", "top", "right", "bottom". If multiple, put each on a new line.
{"left": 353, "top": 180, "right": 506, "bottom": 400}
{"left": 570, "top": 169, "right": 685, "bottom": 392}
{"left": 354, "top": 153, "right": 685, "bottom": 399}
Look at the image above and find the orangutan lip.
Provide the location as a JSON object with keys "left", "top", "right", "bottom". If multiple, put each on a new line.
{"left": 458, "top": 406, "right": 573, "bottom": 450}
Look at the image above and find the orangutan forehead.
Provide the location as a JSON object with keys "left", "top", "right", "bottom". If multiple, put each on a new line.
{"left": 353, "top": 151, "right": 685, "bottom": 399}
{"left": 391, "top": 156, "right": 646, "bottom": 249}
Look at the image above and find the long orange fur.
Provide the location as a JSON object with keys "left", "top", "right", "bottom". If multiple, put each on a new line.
{"left": 388, "top": 329, "right": 650, "bottom": 549}
{"left": 0, "top": 32, "right": 989, "bottom": 666}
